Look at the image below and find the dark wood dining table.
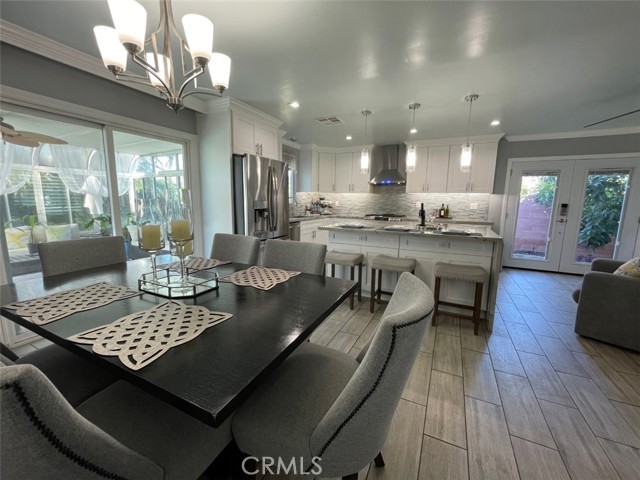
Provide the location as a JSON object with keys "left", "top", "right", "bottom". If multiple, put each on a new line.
{"left": 0, "top": 257, "right": 358, "bottom": 428}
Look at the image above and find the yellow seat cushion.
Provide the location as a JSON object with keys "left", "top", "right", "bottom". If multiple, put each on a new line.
{"left": 613, "top": 257, "right": 640, "bottom": 278}
{"left": 5, "top": 228, "right": 28, "bottom": 250}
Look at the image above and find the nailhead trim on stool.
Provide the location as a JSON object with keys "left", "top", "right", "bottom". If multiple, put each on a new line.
{"left": 432, "top": 262, "right": 488, "bottom": 335}
{"left": 370, "top": 255, "right": 417, "bottom": 313}
{"left": 326, "top": 251, "right": 364, "bottom": 310}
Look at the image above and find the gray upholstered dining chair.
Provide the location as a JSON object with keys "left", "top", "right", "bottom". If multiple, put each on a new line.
{"left": 0, "top": 341, "right": 117, "bottom": 406}
{"left": 1, "top": 364, "right": 231, "bottom": 480}
{"left": 262, "top": 239, "right": 327, "bottom": 275}
{"left": 232, "top": 272, "right": 434, "bottom": 479}
{"left": 210, "top": 233, "right": 260, "bottom": 265}
{"left": 38, "top": 236, "right": 127, "bottom": 277}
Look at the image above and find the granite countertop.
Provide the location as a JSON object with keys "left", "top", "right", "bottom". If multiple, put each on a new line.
{"left": 290, "top": 215, "right": 493, "bottom": 226}
{"left": 318, "top": 222, "right": 502, "bottom": 241}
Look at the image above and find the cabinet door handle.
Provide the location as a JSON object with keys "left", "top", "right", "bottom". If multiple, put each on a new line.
{"left": 470, "top": 182, "right": 473, "bottom": 191}
{"left": 426, "top": 182, "right": 429, "bottom": 191}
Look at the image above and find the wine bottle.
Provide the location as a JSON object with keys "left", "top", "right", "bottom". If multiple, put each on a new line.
{"left": 439, "top": 203, "right": 445, "bottom": 218}
{"left": 444, "top": 204, "right": 450, "bottom": 218}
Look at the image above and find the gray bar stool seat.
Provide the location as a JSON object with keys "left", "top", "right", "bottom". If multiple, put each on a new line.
{"left": 370, "top": 255, "right": 417, "bottom": 312}
{"left": 433, "top": 262, "right": 489, "bottom": 335}
{"left": 325, "top": 251, "right": 364, "bottom": 309}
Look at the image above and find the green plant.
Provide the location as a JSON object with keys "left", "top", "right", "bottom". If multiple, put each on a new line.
{"left": 533, "top": 176, "right": 556, "bottom": 208}
{"left": 577, "top": 174, "right": 628, "bottom": 251}
{"left": 84, "top": 214, "right": 111, "bottom": 233}
{"left": 20, "top": 214, "right": 42, "bottom": 243}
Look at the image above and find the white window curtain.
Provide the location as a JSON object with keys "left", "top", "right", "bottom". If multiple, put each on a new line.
{"left": 0, "top": 143, "right": 35, "bottom": 195}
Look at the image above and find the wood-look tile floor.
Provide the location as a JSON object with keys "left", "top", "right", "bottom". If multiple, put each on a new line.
{"left": 265, "top": 267, "right": 640, "bottom": 480}
{"left": 13, "top": 268, "right": 640, "bottom": 480}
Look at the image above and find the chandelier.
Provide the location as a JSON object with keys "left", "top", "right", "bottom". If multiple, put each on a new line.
{"left": 94, "top": 0, "right": 231, "bottom": 112}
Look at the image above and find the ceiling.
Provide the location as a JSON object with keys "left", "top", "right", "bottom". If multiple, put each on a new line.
{"left": 1, "top": 1, "right": 639, "bottom": 148}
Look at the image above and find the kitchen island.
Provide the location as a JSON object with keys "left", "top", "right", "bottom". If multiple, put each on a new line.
{"left": 319, "top": 222, "right": 503, "bottom": 331}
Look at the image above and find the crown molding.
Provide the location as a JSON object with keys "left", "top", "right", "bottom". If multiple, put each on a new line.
{"left": 405, "top": 133, "right": 504, "bottom": 147}
{"left": 0, "top": 19, "right": 209, "bottom": 114}
{"left": 203, "top": 97, "right": 283, "bottom": 128}
{"left": 506, "top": 126, "right": 640, "bottom": 142}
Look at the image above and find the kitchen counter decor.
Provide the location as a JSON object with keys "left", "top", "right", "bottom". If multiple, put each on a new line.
{"left": 3, "top": 282, "right": 140, "bottom": 325}
{"left": 138, "top": 268, "right": 219, "bottom": 299}
{"left": 68, "top": 301, "right": 233, "bottom": 370}
{"left": 220, "top": 266, "right": 300, "bottom": 291}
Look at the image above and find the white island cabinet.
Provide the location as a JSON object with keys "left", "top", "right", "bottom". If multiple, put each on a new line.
{"left": 323, "top": 224, "right": 503, "bottom": 330}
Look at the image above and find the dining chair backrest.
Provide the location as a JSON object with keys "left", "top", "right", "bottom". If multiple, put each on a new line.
{"left": 0, "top": 364, "right": 163, "bottom": 480}
{"left": 210, "top": 233, "right": 260, "bottom": 265}
{"left": 262, "top": 239, "right": 327, "bottom": 275}
{"left": 309, "top": 272, "right": 434, "bottom": 475}
{"left": 38, "top": 236, "right": 127, "bottom": 278}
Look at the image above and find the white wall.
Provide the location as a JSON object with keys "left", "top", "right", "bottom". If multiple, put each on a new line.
{"left": 197, "top": 110, "right": 234, "bottom": 255}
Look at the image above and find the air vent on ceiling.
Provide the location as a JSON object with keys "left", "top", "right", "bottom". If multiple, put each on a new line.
{"left": 315, "top": 116, "right": 345, "bottom": 126}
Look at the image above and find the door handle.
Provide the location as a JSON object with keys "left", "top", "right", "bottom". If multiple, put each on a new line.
{"left": 556, "top": 218, "right": 566, "bottom": 223}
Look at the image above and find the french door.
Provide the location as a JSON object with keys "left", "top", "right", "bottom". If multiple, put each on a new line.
{"left": 503, "top": 156, "right": 640, "bottom": 274}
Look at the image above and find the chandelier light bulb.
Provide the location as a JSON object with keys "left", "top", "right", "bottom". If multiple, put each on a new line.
{"left": 108, "top": 0, "right": 147, "bottom": 53}
{"left": 94, "top": 26, "right": 127, "bottom": 71}
{"left": 209, "top": 53, "right": 231, "bottom": 91}
{"left": 181, "top": 14, "right": 213, "bottom": 62}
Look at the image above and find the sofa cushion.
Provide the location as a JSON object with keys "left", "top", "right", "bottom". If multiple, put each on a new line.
{"left": 613, "top": 257, "right": 640, "bottom": 278}
{"left": 46, "top": 223, "right": 80, "bottom": 241}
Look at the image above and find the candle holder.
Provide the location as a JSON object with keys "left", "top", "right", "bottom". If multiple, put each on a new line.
{"left": 167, "top": 189, "right": 194, "bottom": 290}
{"left": 135, "top": 197, "right": 165, "bottom": 284}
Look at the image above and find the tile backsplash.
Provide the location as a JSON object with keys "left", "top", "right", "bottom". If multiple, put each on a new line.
{"left": 293, "top": 191, "right": 490, "bottom": 221}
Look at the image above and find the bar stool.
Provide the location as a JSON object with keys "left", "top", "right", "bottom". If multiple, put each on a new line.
{"left": 432, "top": 262, "right": 489, "bottom": 335}
{"left": 325, "top": 251, "right": 364, "bottom": 309}
{"left": 370, "top": 255, "right": 417, "bottom": 313}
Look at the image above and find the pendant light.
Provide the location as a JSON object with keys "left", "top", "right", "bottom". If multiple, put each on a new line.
{"left": 360, "top": 110, "right": 372, "bottom": 174}
{"left": 460, "top": 94, "right": 479, "bottom": 172}
{"left": 406, "top": 103, "right": 420, "bottom": 172}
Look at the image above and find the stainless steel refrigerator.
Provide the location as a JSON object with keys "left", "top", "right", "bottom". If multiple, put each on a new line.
{"left": 232, "top": 154, "right": 289, "bottom": 240}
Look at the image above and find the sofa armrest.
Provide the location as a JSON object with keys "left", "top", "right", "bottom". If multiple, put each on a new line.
{"left": 590, "top": 258, "right": 625, "bottom": 273}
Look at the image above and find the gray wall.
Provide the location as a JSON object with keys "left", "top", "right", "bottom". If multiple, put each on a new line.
{"left": 493, "top": 133, "right": 640, "bottom": 194}
{"left": 0, "top": 43, "right": 197, "bottom": 134}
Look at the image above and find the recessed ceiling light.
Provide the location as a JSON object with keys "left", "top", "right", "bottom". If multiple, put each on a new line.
{"left": 410, "top": 128, "right": 418, "bottom": 134}
{"left": 288, "top": 101, "right": 300, "bottom": 109}
{"left": 346, "top": 135, "right": 352, "bottom": 140}
{"left": 491, "top": 120, "right": 500, "bottom": 126}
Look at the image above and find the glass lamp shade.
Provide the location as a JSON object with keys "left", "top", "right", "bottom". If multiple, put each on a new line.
{"left": 145, "top": 53, "right": 172, "bottom": 86}
{"left": 360, "top": 149, "right": 370, "bottom": 174}
{"left": 108, "top": 0, "right": 147, "bottom": 51}
{"left": 182, "top": 14, "right": 213, "bottom": 61}
{"left": 406, "top": 145, "right": 417, "bottom": 172}
{"left": 94, "top": 26, "right": 127, "bottom": 70}
{"left": 209, "top": 53, "right": 231, "bottom": 90}
{"left": 460, "top": 143, "right": 473, "bottom": 171}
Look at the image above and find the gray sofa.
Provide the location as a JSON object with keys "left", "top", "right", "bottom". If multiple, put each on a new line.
{"left": 573, "top": 258, "right": 640, "bottom": 352}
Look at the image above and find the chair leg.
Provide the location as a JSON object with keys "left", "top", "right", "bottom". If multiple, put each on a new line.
{"left": 432, "top": 276, "right": 441, "bottom": 326}
{"left": 342, "top": 474, "right": 358, "bottom": 480}
{"left": 349, "top": 265, "right": 355, "bottom": 310}
{"left": 331, "top": 263, "right": 336, "bottom": 277}
{"left": 357, "top": 263, "right": 362, "bottom": 302}
{"left": 374, "top": 451, "right": 385, "bottom": 467}
{"left": 370, "top": 267, "right": 376, "bottom": 313}
{"left": 377, "top": 269, "right": 382, "bottom": 303}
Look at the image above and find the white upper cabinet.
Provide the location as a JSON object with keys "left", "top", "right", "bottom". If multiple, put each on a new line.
{"left": 447, "top": 142, "right": 498, "bottom": 193}
{"left": 426, "top": 145, "right": 450, "bottom": 192}
{"left": 334, "top": 152, "right": 370, "bottom": 192}
{"left": 405, "top": 145, "right": 451, "bottom": 193}
{"left": 318, "top": 152, "right": 335, "bottom": 192}
{"left": 231, "top": 107, "right": 280, "bottom": 159}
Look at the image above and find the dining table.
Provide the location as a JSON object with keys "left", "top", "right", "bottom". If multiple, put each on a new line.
{"left": 0, "top": 257, "right": 358, "bottom": 428}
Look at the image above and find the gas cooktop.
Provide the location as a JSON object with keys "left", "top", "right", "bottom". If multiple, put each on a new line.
{"left": 363, "top": 214, "right": 407, "bottom": 222}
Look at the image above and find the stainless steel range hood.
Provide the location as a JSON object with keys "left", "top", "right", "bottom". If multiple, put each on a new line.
{"left": 369, "top": 144, "right": 406, "bottom": 185}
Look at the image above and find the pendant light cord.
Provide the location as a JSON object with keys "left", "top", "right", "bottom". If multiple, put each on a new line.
{"left": 464, "top": 94, "right": 478, "bottom": 146}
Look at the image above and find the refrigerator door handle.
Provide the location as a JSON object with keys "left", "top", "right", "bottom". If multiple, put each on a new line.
{"left": 271, "top": 166, "right": 278, "bottom": 232}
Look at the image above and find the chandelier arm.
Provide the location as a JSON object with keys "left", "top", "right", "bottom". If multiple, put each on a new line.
{"left": 131, "top": 53, "right": 173, "bottom": 98}
{"left": 176, "top": 65, "right": 207, "bottom": 99}
{"left": 181, "top": 88, "right": 223, "bottom": 100}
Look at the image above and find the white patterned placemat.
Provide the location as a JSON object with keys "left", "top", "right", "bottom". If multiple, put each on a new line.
{"left": 68, "top": 301, "right": 233, "bottom": 370}
{"left": 158, "top": 257, "right": 231, "bottom": 272}
{"left": 4, "top": 283, "right": 140, "bottom": 326}
{"left": 220, "top": 266, "right": 300, "bottom": 291}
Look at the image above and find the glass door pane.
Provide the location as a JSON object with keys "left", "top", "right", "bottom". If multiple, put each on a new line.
{"left": 512, "top": 173, "right": 558, "bottom": 261}
{"left": 573, "top": 169, "right": 630, "bottom": 263}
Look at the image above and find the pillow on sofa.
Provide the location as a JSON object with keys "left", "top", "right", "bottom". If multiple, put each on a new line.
{"left": 46, "top": 224, "right": 80, "bottom": 241}
{"left": 5, "top": 228, "right": 28, "bottom": 250}
{"left": 613, "top": 257, "right": 640, "bottom": 278}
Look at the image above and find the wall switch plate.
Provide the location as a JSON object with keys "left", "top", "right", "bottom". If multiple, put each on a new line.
{"left": 470, "top": 202, "right": 478, "bottom": 210}
{"left": 416, "top": 201, "right": 422, "bottom": 208}
{"left": 335, "top": 201, "right": 340, "bottom": 206}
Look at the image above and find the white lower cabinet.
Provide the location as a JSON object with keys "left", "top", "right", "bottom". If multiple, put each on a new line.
{"left": 299, "top": 219, "right": 329, "bottom": 245}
